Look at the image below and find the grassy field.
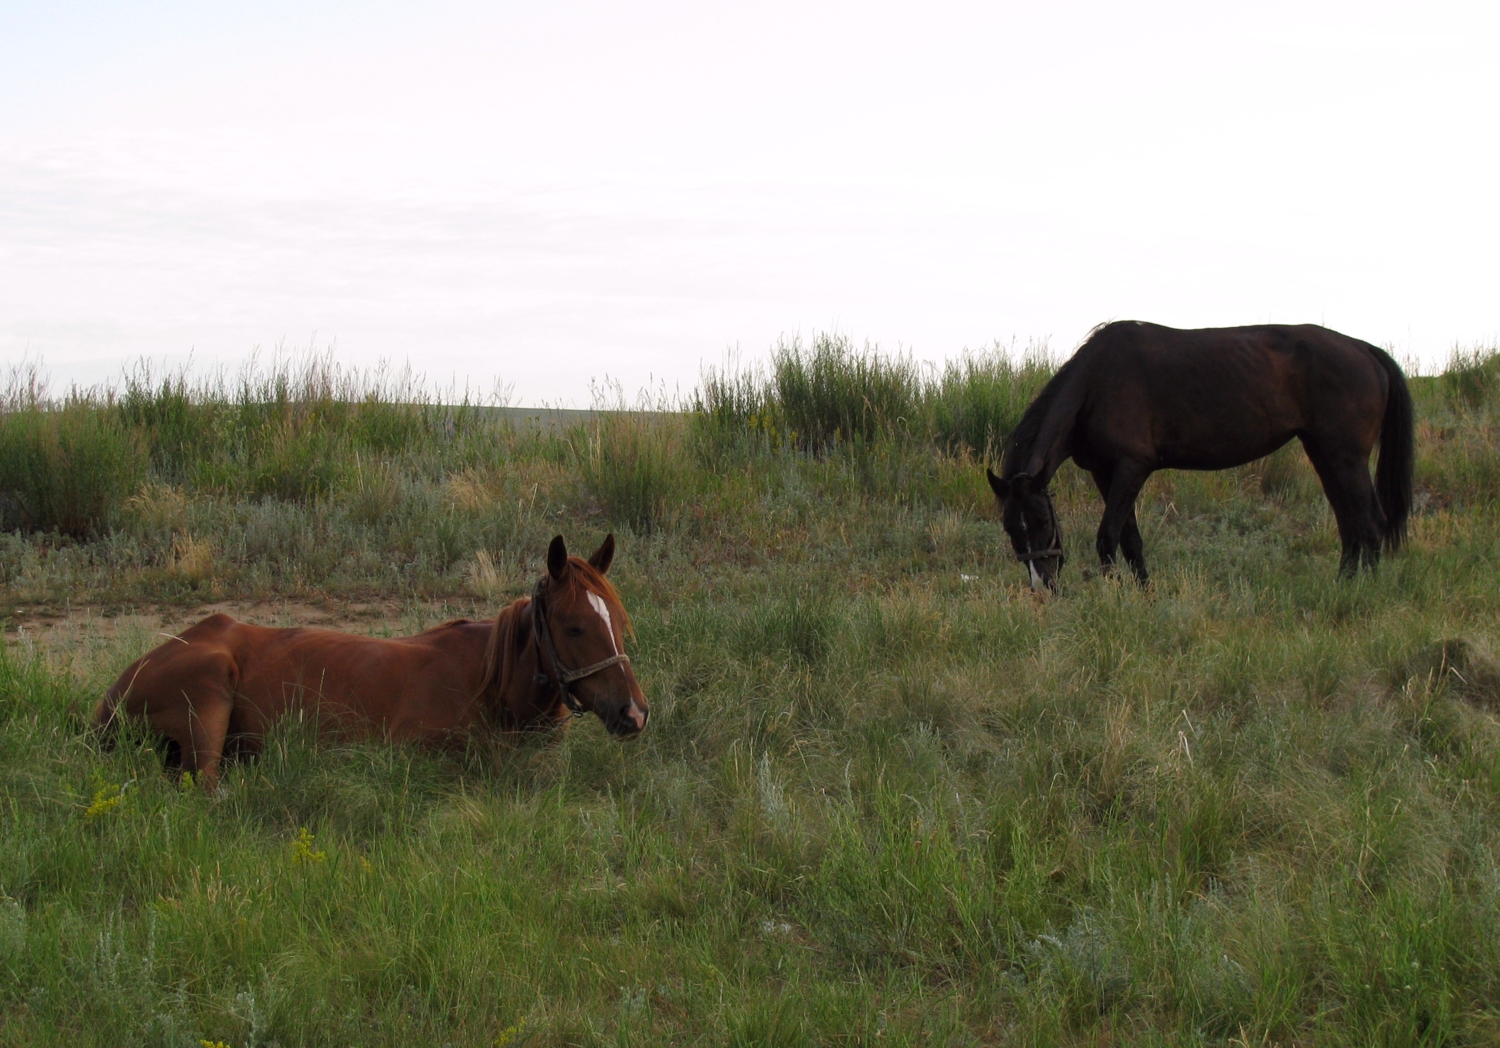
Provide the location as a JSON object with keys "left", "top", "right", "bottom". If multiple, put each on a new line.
{"left": 5, "top": 337, "right": 1500, "bottom": 1046}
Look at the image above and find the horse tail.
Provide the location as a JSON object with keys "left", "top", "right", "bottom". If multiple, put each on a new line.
{"left": 1371, "top": 345, "right": 1414, "bottom": 552}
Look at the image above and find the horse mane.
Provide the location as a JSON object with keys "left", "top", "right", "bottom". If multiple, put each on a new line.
{"left": 1000, "top": 326, "right": 1103, "bottom": 478}
{"left": 475, "top": 596, "right": 528, "bottom": 709}
{"left": 473, "top": 555, "right": 632, "bottom": 705}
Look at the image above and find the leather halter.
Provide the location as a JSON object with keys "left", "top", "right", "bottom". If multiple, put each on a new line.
{"left": 530, "top": 576, "right": 631, "bottom": 716}
{"left": 1012, "top": 478, "right": 1065, "bottom": 566}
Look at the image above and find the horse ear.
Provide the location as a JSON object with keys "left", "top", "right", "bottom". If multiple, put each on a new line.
{"left": 986, "top": 468, "right": 1009, "bottom": 500}
{"left": 589, "top": 533, "right": 616, "bottom": 575}
{"left": 547, "top": 535, "right": 569, "bottom": 580}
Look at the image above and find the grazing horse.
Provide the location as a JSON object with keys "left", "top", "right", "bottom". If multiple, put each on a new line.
{"left": 986, "top": 322, "right": 1414, "bottom": 590}
{"left": 94, "top": 534, "right": 648, "bottom": 789}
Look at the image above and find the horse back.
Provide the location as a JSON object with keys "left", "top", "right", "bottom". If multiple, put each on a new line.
{"left": 101, "top": 613, "right": 493, "bottom": 745}
{"left": 1080, "top": 322, "right": 1390, "bottom": 469}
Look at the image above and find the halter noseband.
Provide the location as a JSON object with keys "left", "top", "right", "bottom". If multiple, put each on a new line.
{"left": 1011, "top": 476, "right": 1064, "bottom": 566}
{"left": 530, "top": 576, "right": 631, "bottom": 716}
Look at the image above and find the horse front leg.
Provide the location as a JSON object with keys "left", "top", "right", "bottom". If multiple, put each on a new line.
{"left": 1095, "top": 463, "right": 1152, "bottom": 583}
{"left": 1119, "top": 506, "right": 1150, "bottom": 583}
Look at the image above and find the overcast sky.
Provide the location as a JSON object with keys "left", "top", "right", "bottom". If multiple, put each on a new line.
{"left": 2, "top": 0, "right": 1496, "bottom": 404}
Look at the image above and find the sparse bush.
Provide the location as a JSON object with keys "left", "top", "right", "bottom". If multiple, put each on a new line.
{"left": 167, "top": 532, "right": 215, "bottom": 583}
{"left": 1418, "top": 424, "right": 1500, "bottom": 508}
{"left": 465, "top": 548, "right": 506, "bottom": 599}
{"left": 698, "top": 333, "right": 1056, "bottom": 461}
{"left": 344, "top": 456, "right": 406, "bottom": 524}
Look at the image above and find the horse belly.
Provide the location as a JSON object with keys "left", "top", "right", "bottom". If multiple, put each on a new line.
{"left": 1155, "top": 431, "right": 1298, "bottom": 471}
{"left": 1145, "top": 382, "right": 1302, "bottom": 469}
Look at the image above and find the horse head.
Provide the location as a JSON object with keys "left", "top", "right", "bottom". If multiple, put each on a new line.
{"left": 532, "top": 533, "right": 650, "bottom": 737}
{"left": 987, "top": 468, "right": 1065, "bottom": 592}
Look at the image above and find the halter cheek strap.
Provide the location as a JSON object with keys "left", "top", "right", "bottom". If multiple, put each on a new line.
{"left": 1015, "top": 486, "right": 1065, "bottom": 565}
{"left": 530, "top": 576, "right": 631, "bottom": 716}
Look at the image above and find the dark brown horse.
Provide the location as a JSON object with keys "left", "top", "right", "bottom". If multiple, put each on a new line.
{"left": 95, "top": 534, "right": 648, "bottom": 789}
{"left": 987, "top": 322, "right": 1414, "bottom": 589}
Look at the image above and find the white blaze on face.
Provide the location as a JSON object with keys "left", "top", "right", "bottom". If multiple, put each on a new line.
{"left": 587, "top": 591, "right": 620, "bottom": 655}
{"left": 1028, "top": 562, "right": 1043, "bottom": 591}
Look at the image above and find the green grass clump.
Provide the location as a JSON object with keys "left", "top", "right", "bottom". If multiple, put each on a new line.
{"left": 7, "top": 337, "right": 1500, "bottom": 1043}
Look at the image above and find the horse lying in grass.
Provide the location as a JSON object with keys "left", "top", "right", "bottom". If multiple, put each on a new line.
{"left": 987, "top": 322, "right": 1414, "bottom": 590}
{"left": 95, "top": 534, "right": 648, "bottom": 790}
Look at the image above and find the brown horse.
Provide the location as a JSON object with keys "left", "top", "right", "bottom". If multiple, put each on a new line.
{"left": 94, "top": 534, "right": 648, "bottom": 789}
{"left": 987, "top": 322, "right": 1414, "bottom": 589}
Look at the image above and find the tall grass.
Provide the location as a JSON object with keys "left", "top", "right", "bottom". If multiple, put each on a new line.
{"left": 769, "top": 333, "right": 923, "bottom": 450}
{"left": 926, "top": 342, "right": 1055, "bottom": 457}
{"left": 696, "top": 334, "right": 1057, "bottom": 460}
{"left": 112, "top": 353, "right": 483, "bottom": 497}
{"left": 578, "top": 411, "right": 691, "bottom": 533}
{"left": 0, "top": 399, "right": 146, "bottom": 537}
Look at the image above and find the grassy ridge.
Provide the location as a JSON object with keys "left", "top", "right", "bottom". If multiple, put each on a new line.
{"left": 3, "top": 340, "right": 1500, "bottom": 1044}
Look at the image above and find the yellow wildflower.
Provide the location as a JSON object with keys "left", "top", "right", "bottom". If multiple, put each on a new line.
{"left": 200, "top": 1041, "right": 232, "bottom": 1048}
{"left": 83, "top": 782, "right": 123, "bottom": 821}
{"left": 289, "top": 827, "right": 327, "bottom": 865}
{"left": 495, "top": 1016, "right": 529, "bottom": 1047}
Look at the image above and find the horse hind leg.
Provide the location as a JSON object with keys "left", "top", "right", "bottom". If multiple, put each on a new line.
{"left": 143, "top": 651, "right": 237, "bottom": 792}
{"left": 182, "top": 697, "right": 233, "bottom": 792}
{"left": 1301, "top": 438, "right": 1383, "bottom": 576}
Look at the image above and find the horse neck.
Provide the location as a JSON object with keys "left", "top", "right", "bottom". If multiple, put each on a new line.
{"left": 478, "top": 597, "right": 563, "bottom": 727}
{"left": 1006, "top": 363, "right": 1086, "bottom": 482}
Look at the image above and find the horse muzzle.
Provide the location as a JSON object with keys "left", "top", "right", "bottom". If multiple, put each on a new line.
{"left": 601, "top": 698, "right": 650, "bottom": 737}
{"left": 1018, "top": 548, "right": 1063, "bottom": 592}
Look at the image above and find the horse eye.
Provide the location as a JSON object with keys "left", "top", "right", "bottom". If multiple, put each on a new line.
{"left": 566, "top": 626, "right": 585, "bottom": 637}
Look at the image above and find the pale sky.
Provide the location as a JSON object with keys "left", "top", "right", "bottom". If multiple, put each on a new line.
{"left": 2, "top": 0, "right": 1496, "bottom": 404}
